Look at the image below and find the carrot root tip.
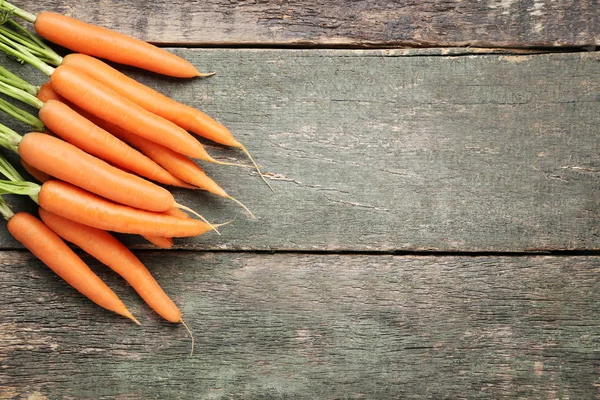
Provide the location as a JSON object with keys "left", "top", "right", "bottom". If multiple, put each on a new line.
{"left": 197, "top": 71, "right": 216, "bottom": 78}
{"left": 124, "top": 310, "right": 141, "bottom": 325}
{"left": 180, "top": 318, "right": 195, "bottom": 357}
{"left": 239, "top": 145, "right": 275, "bottom": 193}
{"left": 227, "top": 196, "right": 256, "bottom": 219}
{"left": 175, "top": 203, "right": 221, "bottom": 235}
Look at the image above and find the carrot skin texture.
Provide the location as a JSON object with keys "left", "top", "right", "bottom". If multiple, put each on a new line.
{"left": 50, "top": 65, "right": 214, "bottom": 160}
{"left": 39, "top": 180, "right": 214, "bottom": 237}
{"left": 109, "top": 125, "right": 229, "bottom": 197}
{"left": 144, "top": 235, "right": 174, "bottom": 249}
{"left": 36, "top": 81, "right": 226, "bottom": 195}
{"left": 7, "top": 212, "right": 135, "bottom": 321}
{"left": 18, "top": 133, "right": 176, "bottom": 212}
{"left": 36, "top": 88, "right": 194, "bottom": 189}
{"left": 38, "top": 100, "right": 191, "bottom": 188}
{"left": 21, "top": 159, "right": 51, "bottom": 183}
{"left": 62, "top": 53, "right": 239, "bottom": 146}
{"left": 39, "top": 208, "right": 181, "bottom": 322}
{"left": 34, "top": 12, "right": 201, "bottom": 78}
{"left": 37, "top": 81, "right": 61, "bottom": 102}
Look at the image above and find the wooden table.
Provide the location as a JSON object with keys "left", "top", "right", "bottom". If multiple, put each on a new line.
{"left": 1, "top": 1, "right": 599, "bottom": 398}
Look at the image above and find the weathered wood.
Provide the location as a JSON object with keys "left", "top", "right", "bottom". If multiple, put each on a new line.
{"left": 20, "top": 0, "right": 600, "bottom": 48}
{"left": 1, "top": 49, "right": 598, "bottom": 252}
{"left": 0, "top": 252, "right": 598, "bottom": 398}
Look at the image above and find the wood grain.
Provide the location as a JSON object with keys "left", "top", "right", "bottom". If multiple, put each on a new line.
{"left": 1, "top": 252, "right": 598, "bottom": 399}
{"left": 19, "top": 0, "right": 599, "bottom": 48}
{"left": 1, "top": 49, "right": 598, "bottom": 252}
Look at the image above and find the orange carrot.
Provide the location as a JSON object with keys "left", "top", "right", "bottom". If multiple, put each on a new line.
{"left": 37, "top": 81, "right": 60, "bottom": 102}
{"left": 109, "top": 124, "right": 228, "bottom": 197}
{"left": 35, "top": 82, "right": 254, "bottom": 216}
{"left": 62, "top": 53, "right": 234, "bottom": 145}
{"left": 60, "top": 53, "right": 273, "bottom": 191}
{"left": 39, "top": 208, "right": 181, "bottom": 322}
{"left": 144, "top": 235, "right": 174, "bottom": 249}
{"left": 20, "top": 156, "right": 176, "bottom": 249}
{"left": 33, "top": 12, "right": 206, "bottom": 78}
{"left": 20, "top": 158, "right": 50, "bottom": 183}
{"left": 38, "top": 180, "right": 215, "bottom": 237}
{"left": 38, "top": 99, "right": 193, "bottom": 188}
{"left": 18, "top": 132, "right": 177, "bottom": 212}
{"left": 50, "top": 65, "right": 226, "bottom": 162}
{"left": 7, "top": 211, "right": 138, "bottom": 323}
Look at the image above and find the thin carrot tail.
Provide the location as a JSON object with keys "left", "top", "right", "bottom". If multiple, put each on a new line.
{"left": 205, "top": 155, "right": 254, "bottom": 169}
{"left": 121, "top": 308, "right": 141, "bottom": 325}
{"left": 180, "top": 318, "right": 195, "bottom": 357}
{"left": 197, "top": 71, "right": 216, "bottom": 78}
{"left": 227, "top": 195, "right": 256, "bottom": 219}
{"left": 174, "top": 203, "right": 221, "bottom": 235}
{"left": 239, "top": 144, "right": 275, "bottom": 193}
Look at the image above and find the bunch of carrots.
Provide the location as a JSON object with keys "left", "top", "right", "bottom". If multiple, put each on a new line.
{"left": 0, "top": 2, "right": 271, "bottom": 353}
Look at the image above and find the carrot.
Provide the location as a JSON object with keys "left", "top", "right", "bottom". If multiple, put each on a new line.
{"left": 0, "top": 1, "right": 207, "bottom": 78}
{"left": 38, "top": 99, "right": 194, "bottom": 188}
{"left": 36, "top": 82, "right": 255, "bottom": 217}
{"left": 36, "top": 180, "right": 216, "bottom": 237}
{"left": 20, "top": 158, "right": 51, "bottom": 183}
{"left": 37, "top": 81, "right": 60, "bottom": 102}
{"left": 0, "top": 43, "right": 224, "bottom": 164}
{"left": 61, "top": 53, "right": 273, "bottom": 191}
{"left": 112, "top": 128, "right": 256, "bottom": 218}
{"left": 50, "top": 65, "right": 233, "bottom": 163}
{"left": 18, "top": 157, "right": 175, "bottom": 250}
{"left": 6, "top": 211, "right": 139, "bottom": 324}
{"left": 38, "top": 208, "right": 180, "bottom": 322}
{"left": 62, "top": 53, "right": 231, "bottom": 145}
{"left": 144, "top": 235, "right": 174, "bottom": 249}
{"left": 18, "top": 132, "right": 179, "bottom": 212}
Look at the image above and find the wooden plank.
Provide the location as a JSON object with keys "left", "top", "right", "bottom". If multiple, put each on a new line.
{"left": 1, "top": 49, "right": 598, "bottom": 252}
{"left": 1, "top": 252, "right": 598, "bottom": 398}
{"left": 19, "top": 0, "right": 599, "bottom": 48}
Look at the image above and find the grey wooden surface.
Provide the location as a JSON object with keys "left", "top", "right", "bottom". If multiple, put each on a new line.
{"left": 1, "top": 49, "right": 598, "bottom": 252}
{"left": 0, "top": 1, "right": 598, "bottom": 399}
{"left": 1, "top": 252, "right": 599, "bottom": 399}
{"left": 22, "top": 0, "right": 600, "bottom": 47}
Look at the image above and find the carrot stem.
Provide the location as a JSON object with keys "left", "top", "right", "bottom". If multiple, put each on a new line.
{"left": 0, "top": 96, "right": 44, "bottom": 130}
{"left": 0, "top": 179, "right": 41, "bottom": 198}
{"left": 240, "top": 145, "right": 275, "bottom": 193}
{"left": 4, "top": 18, "right": 62, "bottom": 65}
{"left": 0, "top": 64, "right": 38, "bottom": 95}
{"left": 0, "top": 79, "right": 43, "bottom": 109}
{"left": 180, "top": 318, "right": 195, "bottom": 357}
{"left": 0, "top": 31, "right": 55, "bottom": 75}
{"left": 0, "top": 195, "right": 14, "bottom": 220}
{"left": 174, "top": 202, "right": 220, "bottom": 235}
{"left": 0, "top": 121, "right": 22, "bottom": 152}
{"left": 0, "top": 155, "right": 39, "bottom": 204}
{"left": 0, "top": 1, "right": 37, "bottom": 23}
{"left": 0, "top": 24, "right": 61, "bottom": 66}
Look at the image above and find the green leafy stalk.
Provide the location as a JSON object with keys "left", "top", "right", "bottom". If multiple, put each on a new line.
{"left": 0, "top": 79, "right": 43, "bottom": 108}
{"left": 0, "top": 121, "right": 22, "bottom": 153}
{"left": 0, "top": 153, "right": 39, "bottom": 203}
{"left": 0, "top": 194, "right": 13, "bottom": 220}
{"left": 0, "top": 32, "right": 54, "bottom": 76}
{"left": 0, "top": 64, "right": 38, "bottom": 95}
{"left": 0, "top": 96, "right": 43, "bottom": 130}
{"left": 0, "top": 153, "right": 23, "bottom": 180}
{"left": 6, "top": 18, "right": 61, "bottom": 64}
{"left": 0, "top": 21, "right": 62, "bottom": 66}
{"left": 0, "top": 179, "right": 40, "bottom": 197}
{"left": 0, "top": 1, "right": 37, "bottom": 24}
